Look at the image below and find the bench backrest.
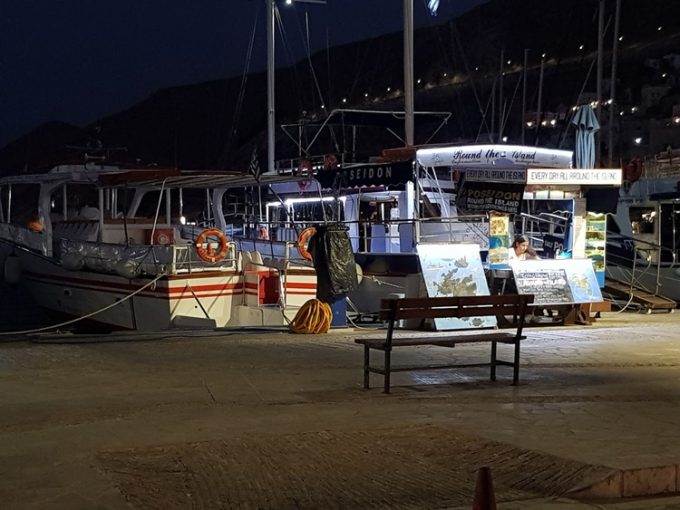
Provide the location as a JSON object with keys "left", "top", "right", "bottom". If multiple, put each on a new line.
{"left": 379, "top": 294, "right": 534, "bottom": 325}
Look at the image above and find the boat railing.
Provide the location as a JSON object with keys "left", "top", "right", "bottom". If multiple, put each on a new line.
{"left": 606, "top": 230, "right": 677, "bottom": 296}
{"left": 56, "top": 238, "right": 238, "bottom": 277}
{"left": 518, "top": 212, "right": 571, "bottom": 251}
{"left": 234, "top": 215, "right": 489, "bottom": 258}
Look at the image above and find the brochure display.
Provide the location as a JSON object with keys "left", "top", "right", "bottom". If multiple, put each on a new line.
{"left": 416, "top": 243, "right": 495, "bottom": 330}
{"left": 510, "top": 258, "right": 603, "bottom": 306}
{"left": 584, "top": 212, "right": 606, "bottom": 287}
{"left": 487, "top": 214, "right": 511, "bottom": 269}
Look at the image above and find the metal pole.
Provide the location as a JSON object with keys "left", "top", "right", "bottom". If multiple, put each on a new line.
{"left": 267, "top": 0, "right": 276, "bottom": 174}
{"left": 521, "top": 49, "right": 528, "bottom": 145}
{"left": 535, "top": 55, "right": 545, "bottom": 146}
{"left": 596, "top": 0, "right": 605, "bottom": 167}
{"left": 404, "top": 0, "right": 414, "bottom": 146}
{"left": 498, "top": 48, "right": 504, "bottom": 142}
{"left": 608, "top": 0, "right": 621, "bottom": 167}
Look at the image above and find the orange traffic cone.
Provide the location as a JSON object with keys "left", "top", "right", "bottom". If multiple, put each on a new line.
{"left": 472, "top": 466, "right": 497, "bottom": 510}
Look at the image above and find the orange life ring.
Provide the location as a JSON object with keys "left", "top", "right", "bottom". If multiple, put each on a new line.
{"left": 323, "top": 154, "right": 338, "bottom": 170}
{"left": 298, "top": 159, "right": 313, "bottom": 191}
{"left": 625, "top": 158, "right": 643, "bottom": 184}
{"left": 297, "top": 227, "right": 316, "bottom": 261}
{"left": 195, "top": 228, "right": 229, "bottom": 263}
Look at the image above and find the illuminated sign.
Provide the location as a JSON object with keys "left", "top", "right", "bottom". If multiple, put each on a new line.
{"left": 416, "top": 144, "right": 573, "bottom": 169}
{"left": 464, "top": 167, "right": 527, "bottom": 183}
{"left": 526, "top": 168, "right": 622, "bottom": 186}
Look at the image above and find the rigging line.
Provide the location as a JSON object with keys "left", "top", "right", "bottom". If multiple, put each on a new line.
{"left": 556, "top": 14, "right": 612, "bottom": 149}
{"left": 451, "top": 20, "right": 492, "bottom": 142}
{"left": 499, "top": 71, "right": 523, "bottom": 139}
{"left": 224, "top": 5, "right": 259, "bottom": 162}
{"left": 475, "top": 79, "right": 496, "bottom": 144}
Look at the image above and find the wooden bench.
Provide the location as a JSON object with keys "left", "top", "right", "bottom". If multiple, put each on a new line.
{"left": 354, "top": 294, "right": 534, "bottom": 393}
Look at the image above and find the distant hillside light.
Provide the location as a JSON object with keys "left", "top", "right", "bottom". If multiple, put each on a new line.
{"left": 658, "top": 26, "right": 663, "bottom": 31}
{"left": 443, "top": 72, "right": 448, "bottom": 77}
{"left": 364, "top": 92, "right": 368, "bottom": 98}
{"left": 619, "top": 36, "right": 624, "bottom": 41}
{"left": 541, "top": 53, "right": 547, "bottom": 59}
{"left": 663, "top": 73, "right": 668, "bottom": 78}
{"left": 387, "top": 87, "right": 391, "bottom": 92}
{"left": 506, "top": 60, "right": 511, "bottom": 65}
{"left": 674, "top": 117, "right": 680, "bottom": 124}
{"left": 417, "top": 78, "right": 422, "bottom": 84}
{"left": 342, "top": 98, "right": 347, "bottom": 103}
{"left": 579, "top": 44, "right": 584, "bottom": 50}
{"left": 634, "top": 137, "right": 643, "bottom": 145}
{"left": 502, "top": 136, "right": 508, "bottom": 142}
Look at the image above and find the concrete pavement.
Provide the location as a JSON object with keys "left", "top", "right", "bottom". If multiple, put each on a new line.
{"left": 1, "top": 311, "right": 680, "bottom": 508}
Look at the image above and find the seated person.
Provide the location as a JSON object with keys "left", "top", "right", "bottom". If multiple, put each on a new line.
{"left": 509, "top": 235, "right": 539, "bottom": 261}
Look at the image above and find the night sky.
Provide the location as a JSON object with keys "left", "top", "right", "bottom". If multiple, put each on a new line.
{"left": 0, "top": 0, "right": 488, "bottom": 147}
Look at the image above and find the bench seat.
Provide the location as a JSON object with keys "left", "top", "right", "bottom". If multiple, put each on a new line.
{"left": 355, "top": 332, "right": 516, "bottom": 349}
{"left": 356, "top": 294, "right": 534, "bottom": 393}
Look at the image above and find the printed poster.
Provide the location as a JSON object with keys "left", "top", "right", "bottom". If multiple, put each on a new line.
{"left": 416, "top": 243, "right": 495, "bottom": 330}
{"left": 488, "top": 214, "right": 510, "bottom": 269}
{"left": 510, "top": 258, "right": 603, "bottom": 306}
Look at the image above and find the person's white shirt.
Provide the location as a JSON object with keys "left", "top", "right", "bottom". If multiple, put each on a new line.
{"left": 508, "top": 248, "right": 527, "bottom": 261}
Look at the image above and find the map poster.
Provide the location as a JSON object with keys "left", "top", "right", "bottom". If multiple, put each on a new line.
{"left": 415, "top": 243, "right": 495, "bottom": 330}
{"left": 510, "top": 259, "right": 603, "bottom": 306}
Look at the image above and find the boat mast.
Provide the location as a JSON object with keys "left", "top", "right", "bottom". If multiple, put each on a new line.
{"left": 267, "top": 0, "right": 276, "bottom": 174}
{"left": 608, "top": 0, "right": 622, "bottom": 167}
{"left": 404, "top": 0, "right": 414, "bottom": 147}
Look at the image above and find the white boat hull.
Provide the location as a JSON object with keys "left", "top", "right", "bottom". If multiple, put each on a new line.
{"left": 1, "top": 243, "right": 317, "bottom": 330}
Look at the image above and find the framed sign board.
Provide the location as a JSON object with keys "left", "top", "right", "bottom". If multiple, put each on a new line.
{"left": 416, "top": 243, "right": 495, "bottom": 330}
{"left": 509, "top": 259, "right": 603, "bottom": 306}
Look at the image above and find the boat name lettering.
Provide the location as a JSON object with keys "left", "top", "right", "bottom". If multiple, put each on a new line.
{"left": 347, "top": 166, "right": 393, "bottom": 181}
{"left": 451, "top": 150, "right": 482, "bottom": 162}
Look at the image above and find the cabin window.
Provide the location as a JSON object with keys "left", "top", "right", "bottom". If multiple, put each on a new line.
{"left": 8, "top": 184, "right": 40, "bottom": 226}
{"left": 629, "top": 207, "right": 656, "bottom": 235}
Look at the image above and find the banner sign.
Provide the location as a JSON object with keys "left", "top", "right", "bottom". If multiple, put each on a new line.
{"left": 315, "top": 161, "right": 413, "bottom": 189}
{"left": 456, "top": 180, "right": 524, "bottom": 215}
{"left": 464, "top": 167, "right": 527, "bottom": 183}
{"left": 416, "top": 144, "right": 573, "bottom": 169}
{"left": 527, "top": 168, "right": 622, "bottom": 186}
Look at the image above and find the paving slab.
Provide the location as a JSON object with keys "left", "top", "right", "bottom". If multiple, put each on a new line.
{"left": 2, "top": 311, "right": 680, "bottom": 508}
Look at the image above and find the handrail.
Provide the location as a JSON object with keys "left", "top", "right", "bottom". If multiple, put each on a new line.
{"left": 607, "top": 229, "right": 678, "bottom": 296}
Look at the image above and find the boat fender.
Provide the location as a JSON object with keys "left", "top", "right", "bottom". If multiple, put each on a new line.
{"left": 297, "top": 227, "right": 316, "bottom": 261}
{"left": 355, "top": 263, "right": 363, "bottom": 285}
{"left": 4, "top": 253, "right": 22, "bottom": 285}
{"left": 195, "top": 228, "right": 229, "bottom": 263}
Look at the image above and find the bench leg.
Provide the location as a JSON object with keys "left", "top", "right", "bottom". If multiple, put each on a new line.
{"left": 512, "top": 339, "right": 520, "bottom": 385}
{"left": 363, "top": 346, "right": 370, "bottom": 389}
{"left": 384, "top": 349, "right": 391, "bottom": 394}
{"left": 490, "top": 341, "right": 497, "bottom": 381}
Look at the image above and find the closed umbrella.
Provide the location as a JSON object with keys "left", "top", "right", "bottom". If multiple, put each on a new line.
{"left": 571, "top": 105, "right": 600, "bottom": 168}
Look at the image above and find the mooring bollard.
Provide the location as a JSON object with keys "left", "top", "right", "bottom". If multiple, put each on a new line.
{"left": 472, "top": 466, "right": 497, "bottom": 510}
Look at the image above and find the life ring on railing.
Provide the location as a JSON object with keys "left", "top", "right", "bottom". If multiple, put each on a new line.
{"left": 297, "top": 227, "right": 316, "bottom": 261}
{"left": 323, "top": 154, "right": 338, "bottom": 170}
{"left": 625, "top": 158, "right": 643, "bottom": 184}
{"left": 195, "top": 228, "right": 229, "bottom": 263}
{"left": 298, "top": 159, "right": 313, "bottom": 190}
